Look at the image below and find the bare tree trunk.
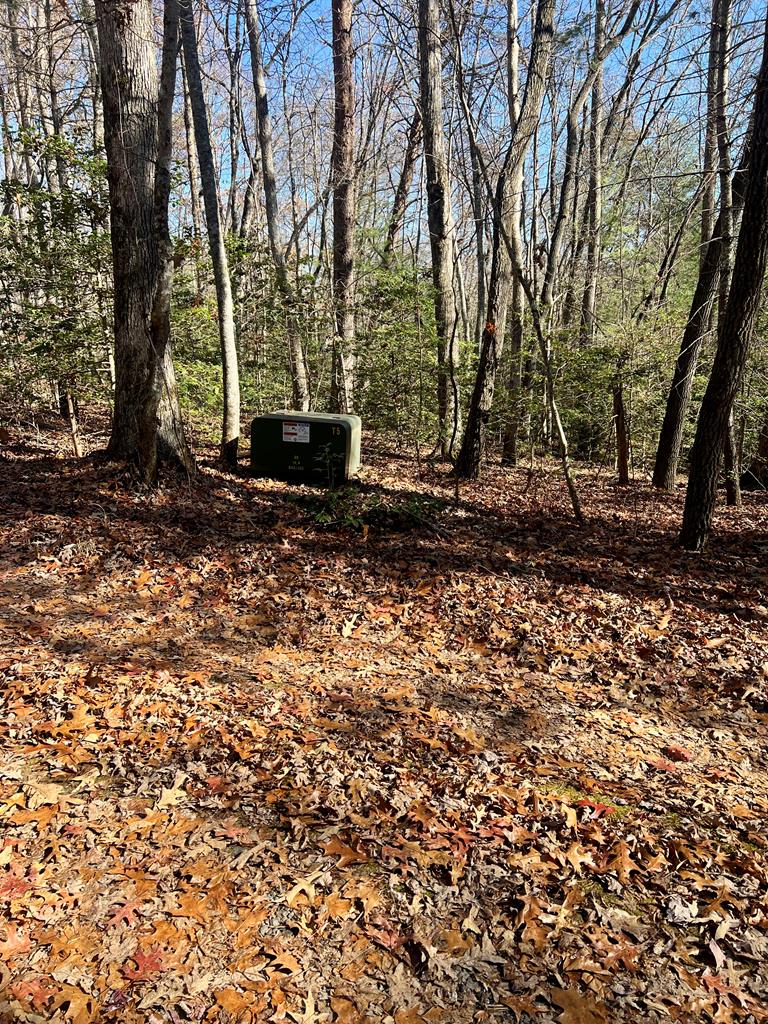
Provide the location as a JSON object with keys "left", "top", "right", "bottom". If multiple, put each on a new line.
{"left": 652, "top": 138, "right": 752, "bottom": 490}
{"left": 579, "top": 0, "right": 604, "bottom": 346}
{"left": 680, "top": 13, "right": 768, "bottom": 550}
{"left": 654, "top": 0, "right": 742, "bottom": 491}
{"left": 723, "top": 410, "right": 741, "bottom": 505}
{"left": 64, "top": 390, "right": 84, "bottom": 458}
{"left": 714, "top": 0, "right": 740, "bottom": 507}
{"left": 418, "top": 0, "right": 459, "bottom": 456}
{"left": 613, "top": 382, "right": 630, "bottom": 485}
{"left": 501, "top": 277, "right": 524, "bottom": 466}
{"left": 96, "top": 0, "right": 163, "bottom": 481}
{"left": 330, "top": 0, "right": 356, "bottom": 413}
{"left": 701, "top": 0, "right": 719, "bottom": 260}
{"left": 384, "top": 108, "right": 422, "bottom": 257}
{"left": 244, "top": 0, "right": 310, "bottom": 411}
{"left": 154, "top": 0, "right": 195, "bottom": 474}
{"left": 180, "top": 0, "right": 241, "bottom": 466}
{"left": 181, "top": 53, "right": 204, "bottom": 304}
{"left": 501, "top": 0, "right": 526, "bottom": 467}
{"left": 454, "top": 0, "right": 553, "bottom": 479}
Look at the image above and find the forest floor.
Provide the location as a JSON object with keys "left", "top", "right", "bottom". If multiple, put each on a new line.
{"left": 1, "top": 415, "right": 767, "bottom": 1024}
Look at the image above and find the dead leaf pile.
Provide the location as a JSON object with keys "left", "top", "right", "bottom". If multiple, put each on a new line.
{"left": 0, "top": 421, "right": 766, "bottom": 1022}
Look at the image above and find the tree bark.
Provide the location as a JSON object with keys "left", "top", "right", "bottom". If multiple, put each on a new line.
{"left": 613, "top": 383, "right": 630, "bottom": 485}
{"left": 680, "top": 13, "right": 768, "bottom": 550}
{"left": 154, "top": 0, "right": 196, "bottom": 475}
{"left": 714, "top": 0, "right": 740, "bottom": 507}
{"left": 244, "top": 0, "right": 311, "bottom": 411}
{"left": 418, "top": 0, "right": 460, "bottom": 456}
{"left": 181, "top": 53, "right": 204, "bottom": 304}
{"left": 96, "top": 0, "right": 164, "bottom": 481}
{"left": 330, "top": 0, "right": 356, "bottom": 414}
{"left": 180, "top": 0, "right": 241, "bottom": 465}
{"left": 723, "top": 411, "right": 741, "bottom": 506}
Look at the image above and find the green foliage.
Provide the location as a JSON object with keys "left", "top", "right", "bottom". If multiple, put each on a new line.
{"left": 0, "top": 133, "right": 112, "bottom": 406}
{"left": 354, "top": 251, "right": 440, "bottom": 444}
{"left": 289, "top": 484, "right": 444, "bottom": 533}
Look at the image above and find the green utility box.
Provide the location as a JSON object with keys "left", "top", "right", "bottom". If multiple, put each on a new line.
{"left": 250, "top": 411, "right": 362, "bottom": 486}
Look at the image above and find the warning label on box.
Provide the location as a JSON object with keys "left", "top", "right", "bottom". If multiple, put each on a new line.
{"left": 282, "top": 421, "right": 310, "bottom": 443}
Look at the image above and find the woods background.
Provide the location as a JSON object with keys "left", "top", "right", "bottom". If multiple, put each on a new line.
{"left": 1, "top": 0, "right": 767, "bottom": 535}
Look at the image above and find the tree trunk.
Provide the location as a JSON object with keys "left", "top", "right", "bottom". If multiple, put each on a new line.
{"left": 741, "top": 411, "right": 768, "bottom": 489}
{"left": 502, "top": 277, "right": 525, "bottom": 466}
{"left": 714, "top": 0, "right": 740, "bottom": 507}
{"left": 181, "top": 53, "right": 204, "bottom": 304}
{"left": 157, "top": 343, "right": 195, "bottom": 471}
{"left": 64, "top": 390, "right": 83, "bottom": 458}
{"left": 384, "top": 109, "right": 422, "bottom": 257}
{"left": 613, "top": 383, "right": 630, "bottom": 485}
{"left": 680, "top": 14, "right": 768, "bottom": 550}
{"left": 96, "top": 0, "right": 164, "bottom": 481}
{"left": 244, "top": 0, "right": 310, "bottom": 412}
{"left": 454, "top": 0, "right": 553, "bottom": 478}
{"left": 723, "top": 410, "right": 741, "bottom": 506}
{"left": 180, "top": 0, "right": 241, "bottom": 466}
{"left": 330, "top": 0, "right": 356, "bottom": 414}
{"left": 154, "top": 0, "right": 195, "bottom": 475}
{"left": 418, "top": 0, "right": 459, "bottom": 456}
{"left": 455, "top": 175, "right": 504, "bottom": 478}
{"left": 654, "top": 0, "right": 748, "bottom": 491}
{"left": 579, "top": 0, "right": 604, "bottom": 346}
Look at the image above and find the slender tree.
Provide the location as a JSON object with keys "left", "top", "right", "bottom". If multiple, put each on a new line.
{"left": 453, "top": 0, "right": 554, "bottom": 479}
{"left": 384, "top": 108, "right": 422, "bottom": 257}
{"left": 180, "top": 0, "right": 241, "bottom": 465}
{"left": 330, "top": 0, "right": 356, "bottom": 413}
{"left": 579, "top": 0, "right": 605, "bottom": 347}
{"left": 654, "top": 0, "right": 740, "bottom": 491}
{"left": 244, "top": 0, "right": 311, "bottom": 411}
{"left": 680, "top": 12, "right": 768, "bottom": 550}
{"left": 418, "top": 0, "right": 460, "bottom": 455}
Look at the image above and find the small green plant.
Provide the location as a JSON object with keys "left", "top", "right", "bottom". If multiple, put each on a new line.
{"left": 289, "top": 487, "right": 445, "bottom": 533}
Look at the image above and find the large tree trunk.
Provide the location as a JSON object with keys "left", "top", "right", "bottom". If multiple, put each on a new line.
{"left": 244, "top": 0, "right": 310, "bottom": 412}
{"left": 418, "top": 0, "right": 460, "bottom": 456}
{"left": 652, "top": 149, "right": 752, "bottom": 490}
{"left": 96, "top": 0, "right": 163, "bottom": 481}
{"left": 680, "top": 14, "right": 768, "bottom": 550}
{"left": 330, "top": 0, "right": 356, "bottom": 414}
{"left": 180, "top": 0, "right": 241, "bottom": 466}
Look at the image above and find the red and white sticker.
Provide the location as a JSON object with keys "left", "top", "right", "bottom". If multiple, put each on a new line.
{"left": 282, "top": 421, "right": 310, "bottom": 443}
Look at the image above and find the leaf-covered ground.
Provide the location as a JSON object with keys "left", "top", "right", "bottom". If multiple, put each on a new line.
{"left": 1, "top": 419, "right": 767, "bottom": 1024}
